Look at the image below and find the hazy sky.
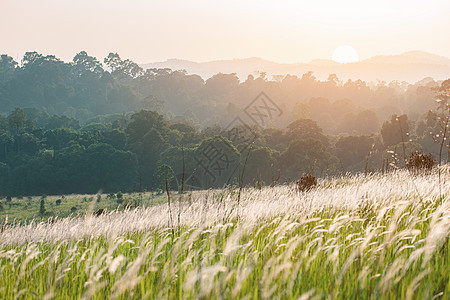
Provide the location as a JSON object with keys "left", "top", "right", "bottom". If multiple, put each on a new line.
{"left": 2, "top": 0, "right": 450, "bottom": 64}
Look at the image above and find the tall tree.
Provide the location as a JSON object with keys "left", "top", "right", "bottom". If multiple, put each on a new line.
{"left": 380, "top": 114, "right": 410, "bottom": 147}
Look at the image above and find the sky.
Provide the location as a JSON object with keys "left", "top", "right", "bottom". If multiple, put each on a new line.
{"left": 1, "top": 0, "right": 450, "bottom": 64}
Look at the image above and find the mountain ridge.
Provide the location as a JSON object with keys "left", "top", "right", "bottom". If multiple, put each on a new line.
{"left": 141, "top": 51, "right": 450, "bottom": 83}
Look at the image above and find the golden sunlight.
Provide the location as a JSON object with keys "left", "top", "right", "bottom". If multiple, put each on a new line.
{"left": 332, "top": 45, "right": 359, "bottom": 63}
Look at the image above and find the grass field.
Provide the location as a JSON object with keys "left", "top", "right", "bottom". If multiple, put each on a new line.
{"left": 0, "top": 169, "right": 449, "bottom": 299}
{"left": 0, "top": 192, "right": 167, "bottom": 224}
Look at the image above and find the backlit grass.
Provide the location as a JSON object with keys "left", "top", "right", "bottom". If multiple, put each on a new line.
{"left": 0, "top": 169, "right": 449, "bottom": 299}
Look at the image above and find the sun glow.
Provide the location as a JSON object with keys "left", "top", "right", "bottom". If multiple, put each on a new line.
{"left": 332, "top": 45, "right": 359, "bottom": 63}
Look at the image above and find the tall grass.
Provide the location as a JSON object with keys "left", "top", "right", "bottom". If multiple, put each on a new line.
{"left": 0, "top": 168, "right": 449, "bottom": 299}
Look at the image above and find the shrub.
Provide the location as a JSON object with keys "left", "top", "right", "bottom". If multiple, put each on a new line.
{"left": 296, "top": 174, "right": 317, "bottom": 192}
{"left": 6, "top": 196, "right": 11, "bottom": 203}
{"left": 70, "top": 206, "right": 77, "bottom": 213}
{"left": 39, "top": 197, "right": 46, "bottom": 215}
{"left": 406, "top": 151, "right": 435, "bottom": 173}
{"left": 96, "top": 194, "right": 101, "bottom": 203}
{"left": 116, "top": 192, "right": 124, "bottom": 204}
{"left": 56, "top": 199, "right": 62, "bottom": 206}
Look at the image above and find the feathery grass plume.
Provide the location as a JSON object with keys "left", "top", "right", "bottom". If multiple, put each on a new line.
{"left": 0, "top": 168, "right": 448, "bottom": 298}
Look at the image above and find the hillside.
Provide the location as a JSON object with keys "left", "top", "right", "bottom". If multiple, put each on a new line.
{"left": 141, "top": 50, "right": 450, "bottom": 83}
{"left": 0, "top": 169, "right": 448, "bottom": 298}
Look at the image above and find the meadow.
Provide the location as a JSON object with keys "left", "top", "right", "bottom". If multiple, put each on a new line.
{"left": 0, "top": 169, "right": 449, "bottom": 299}
{"left": 0, "top": 192, "right": 167, "bottom": 224}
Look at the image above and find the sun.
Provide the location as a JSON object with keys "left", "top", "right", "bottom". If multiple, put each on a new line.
{"left": 332, "top": 45, "right": 359, "bottom": 63}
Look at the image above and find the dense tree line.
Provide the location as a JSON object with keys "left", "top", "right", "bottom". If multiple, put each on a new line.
{"left": 0, "top": 51, "right": 448, "bottom": 196}
{"left": 0, "top": 77, "right": 448, "bottom": 196}
{"left": 0, "top": 52, "right": 443, "bottom": 135}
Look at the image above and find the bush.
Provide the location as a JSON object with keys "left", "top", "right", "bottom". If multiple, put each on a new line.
{"left": 406, "top": 152, "right": 435, "bottom": 174}
{"left": 39, "top": 197, "right": 46, "bottom": 215}
{"left": 296, "top": 174, "right": 317, "bottom": 192}
{"left": 56, "top": 199, "right": 62, "bottom": 206}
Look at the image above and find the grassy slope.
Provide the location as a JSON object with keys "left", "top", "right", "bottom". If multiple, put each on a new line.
{"left": 0, "top": 193, "right": 167, "bottom": 223}
{"left": 0, "top": 170, "right": 449, "bottom": 299}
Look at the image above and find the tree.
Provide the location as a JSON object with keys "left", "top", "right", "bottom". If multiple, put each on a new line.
{"left": 72, "top": 51, "right": 104, "bottom": 77}
{"left": 193, "top": 136, "right": 241, "bottom": 188}
{"left": 158, "top": 146, "right": 197, "bottom": 187}
{"left": 126, "top": 110, "right": 167, "bottom": 143}
{"left": 0, "top": 132, "right": 13, "bottom": 161}
{"left": 340, "top": 110, "right": 379, "bottom": 135}
{"left": 103, "top": 53, "right": 123, "bottom": 73}
{"left": 82, "top": 143, "right": 138, "bottom": 193}
{"left": 430, "top": 78, "right": 450, "bottom": 165}
{"left": 380, "top": 114, "right": 410, "bottom": 147}
{"left": 157, "top": 164, "right": 174, "bottom": 190}
{"left": 104, "top": 52, "right": 143, "bottom": 80}
{"left": 21, "top": 51, "right": 44, "bottom": 66}
{"left": 0, "top": 55, "right": 18, "bottom": 82}
{"left": 286, "top": 119, "right": 328, "bottom": 145}
{"left": 280, "top": 138, "right": 338, "bottom": 179}
{"left": 242, "top": 147, "right": 279, "bottom": 186}
{"left": 205, "top": 73, "right": 240, "bottom": 96}
{"left": 0, "top": 162, "right": 9, "bottom": 195}
{"left": 8, "top": 108, "right": 27, "bottom": 133}
{"left": 335, "top": 135, "right": 375, "bottom": 171}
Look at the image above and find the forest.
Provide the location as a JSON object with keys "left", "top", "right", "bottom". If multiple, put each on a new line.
{"left": 0, "top": 51, "right": 449, "bottom": 196}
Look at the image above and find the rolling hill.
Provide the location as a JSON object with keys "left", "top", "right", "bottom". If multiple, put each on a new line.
{"left": 141, "top": 50, "right": 450, "bottom": 83}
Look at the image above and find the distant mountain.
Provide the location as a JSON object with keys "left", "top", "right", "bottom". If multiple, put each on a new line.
{"left": 363, "top": 51, "right": 450, "bottom": 65}
{"left": 141, "top": 51, "right": 450, "bottom": 83}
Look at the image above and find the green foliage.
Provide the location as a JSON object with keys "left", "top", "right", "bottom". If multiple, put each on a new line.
{"left": 39, "top": 195, "right": 46, "bottom": 215}
{"left": 287, "top": 118, "right": 328, "bottom": 145}
{"left": 242, "top": 146, "right": 279, "bottom": 185}
{"left": 280, "top": 138, "right": 339, "bottom": 178}
{"left": 193, "top": 136, "right": 241, "bottom": 187}
{"left": 156, "top": 164, "right": 174, "bottom": 189}
{"left": 7, "top": 108, "right": 27, "bottom": 133}
{"left": 0, "top": 196, "right": 448, "bottom": 299}
{"left": 381, "top": 114, "right": 410, "bottom": 147}
{"left": 335, "top": 135, "right": 377, "bottom": 171}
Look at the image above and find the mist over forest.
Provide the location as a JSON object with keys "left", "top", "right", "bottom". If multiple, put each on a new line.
{"left": 0, "top": 51, "right": 445, "bottom": 131}
{"left": 0, "top": 51, "right": 449, "bottom": 196}
{"left": 143, "top": 50, "right": 450, "bottom": 83}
